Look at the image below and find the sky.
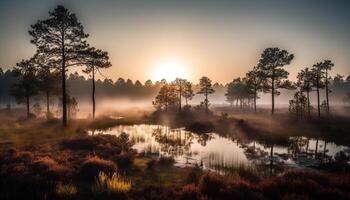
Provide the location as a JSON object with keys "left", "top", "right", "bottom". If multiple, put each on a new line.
{"left": 0, "top": 0, "right": 349, "bottom": 84}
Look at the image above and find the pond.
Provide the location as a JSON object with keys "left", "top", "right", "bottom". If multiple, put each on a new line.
{"left": 89, "top": 124, "right": 349, "bottom": 175}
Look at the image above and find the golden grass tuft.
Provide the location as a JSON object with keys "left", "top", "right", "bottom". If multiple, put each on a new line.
{"left": 92, "top": 171, "right": 132, "bottom": 195}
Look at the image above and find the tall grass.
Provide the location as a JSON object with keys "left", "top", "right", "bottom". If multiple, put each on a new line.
{"left": 92, "top": 172, "right": 131, "bottom": 196}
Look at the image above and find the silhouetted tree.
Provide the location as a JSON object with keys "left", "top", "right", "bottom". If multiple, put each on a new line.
{"left": 311, "top": 62, "right": 325, "bottom": 117}
{"left": 320, "top": 60, "right": 334, "bottom": 114}
{"left": 144, "top": 80, "right": 153, "bottom": 87}
{"left": 183, "top": 81, "right": 195, "bottom": 105}
{"left": 332, "top": 74, "right": 345, "bottom": 87}
{"left": 225, "top": 78, "right": 253, "bottom": 110}
{"left": 197, "top": 76, "right": 215, "bottom": 112}
{"left": 246, "top": 66, "right": 264, "bottom": 112}
{"left": 296, "top": 68, "right": 313, "bottom": 117}
{"left": 257, "top": 48, "right": 294, "bottom": 114}
{"left": 10, "top": 59, "right": 39, "bottom": 118}
{"left": 289, "top": 91, "right": 308, "bottom": 119}
{"left": 82, "top": 47, "right": 111, "bottom": 119}
{"left": 0, "top": 69, "right": 19, "bottom": 107}
{"left": 34, "top": 55, "right": 60, "bottom": 119}
{"left": 153, "top": 84, "right": 177, "bottom": 111}
{"left": 173, "top": 78, "right": 187, "bottom": 111}
{"left": 29, "top": 5, "right": 90, "bottom": 126}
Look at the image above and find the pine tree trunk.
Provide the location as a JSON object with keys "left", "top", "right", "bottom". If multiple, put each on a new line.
{"left": 46, "top": 90, "right": 50, "bottom": 118}
{"left": 254, "top": 89, "right": 257, "bottom": 112}
{"left": 272, "top": 68, "right": 275, "bottom": 115}
{"left": 316, "top": 73, "right": 320, "bottom": 117}
{"left": 325, "top": 69, "right": 329, "bottom": 114}
{"left": 306, "top": 88, "right": 310, "bottom": 117}
{"left": 26, "top": 94, "right": 30, "bottom": 118}
{"left": 179, "top": 84, "right": 182, "bottom": 112}
{"left": 205, "top": 88, "right": 208, "bottom": 112}
{"left": 61, "top": 29, "right": 67, "bottom": 126}
{"left": 92, "top": 66, "right": 96, "bottom": 119}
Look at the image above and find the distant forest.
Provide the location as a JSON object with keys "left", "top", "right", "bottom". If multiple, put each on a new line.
{"left": 0, "top": 68, "right": 226, "bottom": 106}
{"left": 0, "top": 68, "right": 349, "bottom": 109}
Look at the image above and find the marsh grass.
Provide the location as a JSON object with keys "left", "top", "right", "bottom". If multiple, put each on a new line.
{"left": 92, "top": 172, "right": 131, "bottom": 198}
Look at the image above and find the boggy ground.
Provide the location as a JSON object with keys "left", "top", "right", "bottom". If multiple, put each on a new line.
{"left": 0, "top": 109, "right": 350, "bottom": 199}
{"left": 1, "top": 132, "right": 350, "bottom": 200}
{"left": 148, "top": 106, "right": 350, "bottom": 147}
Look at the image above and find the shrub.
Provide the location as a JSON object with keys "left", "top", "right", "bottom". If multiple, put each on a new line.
{"left": 232, "top": 164, "right": 260, "bottom": 183}
{"left": 134, "top": 184, "right": 178, "bottom": 200}
{"left": 92, "top": 172, "right": 131, "bottom": 198}
{"left": 187, "top": 121, "right": 215, "bottom": 133}
{"left": 55, "top": 183, "right": 77, "bottom": 199}
{"left": 199, "top": 173, "right": 227, "bottom": 197}
{"left": 31, "top": 156, "right": 70, "bottom": 180}
{"left": 185, "top": 167, "right": 203, "bottom": 184}
{"left": 60, "top": 135, "right": 125, "bottom": 153}
{"left": 159, "top": 156, "right": 175, "bottom": 166}
{"left": 79, "top": 156, "right": 117, "bottom": 181}
{"left": 114, "top": 151, "right": 135, "bottom": 170}
{"left": 179, "top": 184, "right": 204, "bottom": 200}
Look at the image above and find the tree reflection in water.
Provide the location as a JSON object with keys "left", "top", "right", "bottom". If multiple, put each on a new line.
{"left": 88, "top": 125, "right": 350, "bottom": 176}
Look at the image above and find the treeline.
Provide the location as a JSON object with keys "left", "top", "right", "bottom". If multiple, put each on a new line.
{"left": 152, "top": 48, "right": 350, "bottom": 118}
{"left": 0, "top": 67, "right": 225, "bottom": 115}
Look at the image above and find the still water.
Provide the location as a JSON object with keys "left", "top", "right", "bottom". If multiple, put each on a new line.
{"left": 89, "top": 124, "right": 349, "bottom": 174}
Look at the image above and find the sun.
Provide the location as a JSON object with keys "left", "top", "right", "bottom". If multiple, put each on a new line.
{"left": 152, "top": 60, "right": 189, "bottom": 82}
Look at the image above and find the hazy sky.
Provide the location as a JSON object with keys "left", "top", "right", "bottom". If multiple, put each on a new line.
{"left": 0, "top": 0, "right": 349, "bottom": 83}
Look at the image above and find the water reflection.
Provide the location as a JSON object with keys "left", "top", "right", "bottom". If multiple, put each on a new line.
{"left": 89, "top": 125, "right": 349, "bottom": 175}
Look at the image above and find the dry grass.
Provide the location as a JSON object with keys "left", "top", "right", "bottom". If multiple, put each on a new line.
{"left": 92, "top": 172, "right": 131, "bottom": 198}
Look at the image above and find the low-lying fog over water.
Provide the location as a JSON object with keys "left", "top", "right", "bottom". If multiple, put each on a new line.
{"left": 89, "top": 124, "right": 349, "bottom": 175}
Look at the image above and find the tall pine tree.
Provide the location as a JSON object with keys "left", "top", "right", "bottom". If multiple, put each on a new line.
{"left": 29, "top": 5, "right": 89, "bottom": 126}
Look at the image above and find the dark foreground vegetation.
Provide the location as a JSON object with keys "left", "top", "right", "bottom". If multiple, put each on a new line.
{"left": 1, "top": 127, "right": 349, "bottom": 200}
{"left": 0, "top": 108, "right": 349, "bottom": 200}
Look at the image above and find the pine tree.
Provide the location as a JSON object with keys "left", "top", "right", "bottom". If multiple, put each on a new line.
{"left": 10, "top": 59, "right": 39, "bottom": 118}
{"left": 257, "top": 48, "right": 294, "bottom": 114}
{"left": 246, "top": 66, "right": 264, "bottom": 112}
{"left": 320, "top": 60, "right": 334, "bottom": 114}
{"left": 197, "top": 76, "right": 215, "bottom": 112}
{"left": 311, "top": 63, "right": 325, "bottom": 117}
{"left": 29, "top": 5, "right": 89, "bottom": 126}
{"left": 82, "top": 47, "right": 111, "bottom": 119}
{"left": 296, "top": 68, "right": 313, "bottom": 117}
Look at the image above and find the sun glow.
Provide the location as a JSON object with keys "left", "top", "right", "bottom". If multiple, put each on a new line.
{"left": 152, "top": 60, "right": 189, "bottom": 82}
